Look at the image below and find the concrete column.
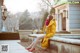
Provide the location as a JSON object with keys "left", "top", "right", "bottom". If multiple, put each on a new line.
{"left": 0, "top": 0, "right": 3, "bottom": 32}
{"left": 0, "top": 5, "right": 3, "bottom": 32}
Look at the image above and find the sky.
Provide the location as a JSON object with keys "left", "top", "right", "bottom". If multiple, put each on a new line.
{"left": 4, "top": 0, "right": 41, "bottom": 14}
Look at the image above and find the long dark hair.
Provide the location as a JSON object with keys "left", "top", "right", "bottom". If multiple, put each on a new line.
{"left": 49, "top": 15, "right": 53, "bottom": 21}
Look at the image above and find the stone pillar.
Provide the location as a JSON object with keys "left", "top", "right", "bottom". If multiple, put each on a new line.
{"left": 1, "top": 5, "right": 7, "bottom": 32}
{"left": 0, "top": 0, "right": 4, "bottom": 32}
{"left": 0, "top": 5, "right": 3, "bottom": 32}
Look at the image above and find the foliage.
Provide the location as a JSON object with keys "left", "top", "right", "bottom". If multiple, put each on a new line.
{"left": 54, "top": 0, "right": 61, "bottom": 5}
{"left": 19, "top": 10, "right": 33, "bottom": 30}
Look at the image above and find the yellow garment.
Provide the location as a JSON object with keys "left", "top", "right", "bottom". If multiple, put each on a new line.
{"left": 41, "top": 37, "right": 50, "bottom": 48}
{"left": 41, "top": 19, "right": 56, "bottom": 48}
{"left": 45, "top": 19, "right": 56, "bottom": 38}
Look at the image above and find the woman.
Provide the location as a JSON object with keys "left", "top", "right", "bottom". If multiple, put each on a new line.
{"left": 26, "top": 10, "right": 56, "bottom": 52}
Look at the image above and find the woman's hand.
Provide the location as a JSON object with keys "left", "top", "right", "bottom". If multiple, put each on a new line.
{"left": 44, "top": 36, "right": 48, "bottom": 38}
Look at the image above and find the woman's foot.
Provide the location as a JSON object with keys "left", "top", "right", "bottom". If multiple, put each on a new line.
{"left": 26, "top": 47, "right": 31, "bottom": 50}
{"left": 28, "top": 48, "right": 35, "bottom": 52}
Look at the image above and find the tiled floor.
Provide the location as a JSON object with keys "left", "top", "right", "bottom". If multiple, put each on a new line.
{"left": 0, "top": 40, "right": 32, "bottom": 53}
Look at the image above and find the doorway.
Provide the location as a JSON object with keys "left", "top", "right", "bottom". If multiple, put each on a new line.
{"left": 61, "top": 13, "right": 66, "bottom": 31}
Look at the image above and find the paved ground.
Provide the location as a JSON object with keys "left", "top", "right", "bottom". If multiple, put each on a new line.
{"left": 18, "top": 41, "right": 57, "bottom": 53}
{"left": 0, "top": 40, "right": 32, "bottom": 53}
{"left": 0, "top": 39, "right": 80, "bottom": 53}
{"left": 0, "top": 40, "right": 51, "bottom": 53}
{"left": 18, "top": 42, "right": 50, "bottom": 53}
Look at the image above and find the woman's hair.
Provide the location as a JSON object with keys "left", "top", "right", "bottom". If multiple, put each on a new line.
{"left": 45, "top": 8, "right": 55, "bottom": 26}
{"left": 50, "top": 8, "right": 55, "bottom": 15}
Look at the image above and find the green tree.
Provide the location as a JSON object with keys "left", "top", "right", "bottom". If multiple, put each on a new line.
{"left": 19, "top": 10, "right": 33, "bottom": 30}
{"left": 54, "top": 0, "right": 61, "bottom": 5}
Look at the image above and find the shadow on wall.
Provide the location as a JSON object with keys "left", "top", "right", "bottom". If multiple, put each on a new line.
{"left": 60, "top": 45, "right": 70, "bottom": 53}
{"left": 50, "top": 44, "right": 58, "bottom": 53}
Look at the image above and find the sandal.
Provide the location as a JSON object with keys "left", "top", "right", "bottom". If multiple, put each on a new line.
{"left": 28, "top": 48, "right": 35, "bottom": 52}
{"left": 26, "top": 47, "right": 31, "bottom": 50}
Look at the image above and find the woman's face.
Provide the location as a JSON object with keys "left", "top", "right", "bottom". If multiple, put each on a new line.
{"left": 52, "top": 14, "right": 55, "bottom": 19}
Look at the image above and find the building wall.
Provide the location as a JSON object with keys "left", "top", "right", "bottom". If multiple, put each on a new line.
{"left": 69, "top": 4, "right": 80, "bottom": 30}
{"left": 68, "top": 0, "right": 80, "bottom": 2}
{"left": 55, "top": 4, "right": 69, "bottom": 32}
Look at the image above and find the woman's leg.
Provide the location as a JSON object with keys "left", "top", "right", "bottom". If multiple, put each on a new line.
{"left": 26, "top": 41, "right": 35, "bottom": 49}
{"left": 29, "top": 36, "right": 44, "bottom": 51}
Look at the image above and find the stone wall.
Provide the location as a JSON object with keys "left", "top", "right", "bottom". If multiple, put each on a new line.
{"left": 19, "top": 30, "right": 32, "bottom": 42}
{"left": 50, "top": 40, "right": 80, "bottom": 53}
{"left": 19, "top": 34, "right": 80, "bottom": 53}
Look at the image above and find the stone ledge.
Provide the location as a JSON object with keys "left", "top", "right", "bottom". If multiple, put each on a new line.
{"left": 28, "top": 34, "right": 80, "bottom": 46}
{"left": 51, "top": 37, "right": 80, "bottom": 46}
{"left": 19, "top": 34, "right": 80, "bottom": 53}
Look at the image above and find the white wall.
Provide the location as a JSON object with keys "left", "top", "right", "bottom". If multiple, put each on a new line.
{"left": 69, "top": 4, "right": 80, "bottom": 30}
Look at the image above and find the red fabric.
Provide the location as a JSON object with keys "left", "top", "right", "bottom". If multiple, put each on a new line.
{"left": 45, "top": 15, "right": 53, "bottom": 26}
{"left": 45, "top": 19, "right": 49, "bottom": 26}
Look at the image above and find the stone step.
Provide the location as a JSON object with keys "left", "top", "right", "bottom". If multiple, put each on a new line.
{"left": 70, "top": 29, "right": 80, "bottom": 34}
{"left": 71, "top": 31, "right": 80, "bottom": 34}
{"left": 56, "top": 31, "right": 71, "bottom": 34}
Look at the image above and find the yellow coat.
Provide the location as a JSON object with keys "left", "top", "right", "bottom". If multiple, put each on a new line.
{"left": 41, "top": 19, "right": 56, "bottom": 48}
{"left": 45, "top": 19, "right": 56, "bottom": 38}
